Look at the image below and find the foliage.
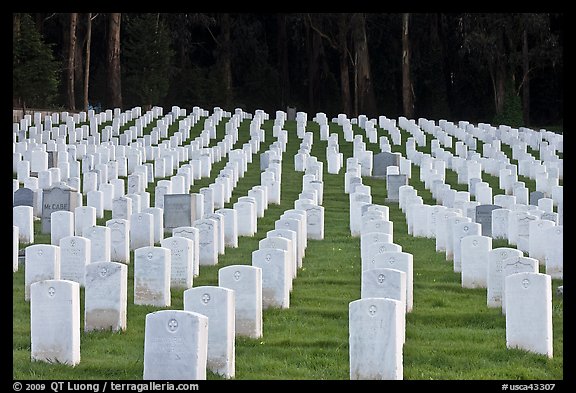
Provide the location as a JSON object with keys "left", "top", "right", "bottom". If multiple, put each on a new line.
{"left": 493, "top": 88, "right": 524, "bottom": 128}
{"left": 13, "top": 13, "right": 60, "bottom": 110}
{"left": 122, "top": 13, "right": 174, "bottom": 109}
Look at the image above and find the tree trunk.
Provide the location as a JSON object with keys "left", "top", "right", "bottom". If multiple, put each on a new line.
{"left": 338, "top": 14, "right": 351, "bottom": 116}
{"left": 84, "top": 13, "right": 92, "bottom": 111}
{"left": 402, "top": 13, "right": 414, "bottom": 119}
{"left": 522, "top": 28, "right": 530, "bottom": 126}
{"left": 67, "top": 13, "right": 78, "bottom": 111}
{"left": 107, "top": 13, "right": 122, "bottom": 109}
{"left": 277, "top": 14, "right": 290, "bottom": 109}
{"left": 351, "top": 13, "right": 376, "bottom": 117}
{"left": 219, "top": 13, "right": 232, "bottom": 109}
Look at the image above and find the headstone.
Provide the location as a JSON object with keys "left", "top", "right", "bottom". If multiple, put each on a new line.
{"left": 25, "top": 244, "right": 61, "bottom": 301}
{"left": 134, "top": 246, "right": 171, "bottom": 307}
{"left": 59, "top": 235, "right": 91, "bottom": 286}
{"left": 501, "top": 256, "right": 539, "bottom": 314}
{"left": 544, "top": 225, "right": 563, "bottom": 279}
{"left": 460, "top": 235, "right": 492, "bottom": 289}
{"left": 194, "top": 218, "right": 218, "bottom": 266}
{"left": 142, "top": 207, "right": 164, "bottom": 244}
{"left": 163, "top": 194, "right": 198, "bottom": 233}
{"left": 41, "top": 185, "right": 79, "bottom": 234}
{"left": 252, "top": 248, "right": 290, "bottom": 309}
{"left": 529, "top": 191, "right": 545, "bottom": 206}
{"left": 129, "top": 212, "right": 154, "bottom": 251}
{"left": 349, "top": 298, "right": 403, "bottom": 380}
{"left": 386, "top": 174, "right": 408, "bottom": 202}
{"left": 218, "top": 265, "right": 263, "bottom": 339}
{"left": 183, "top": 286, "right": 235, "bottom": 379}
{"left": 14, "top": 205, "right": 34, "bottom": 244}
{"left": 82, "top": 225, "right": 111, "bottom": 263}
{"left": 143, "top": 310, "right": 208, "bottom": 380}
{"left": 13, "top": 226, "right": 19, "bottom": 272}
{"left": 528, "top": 219, "right": 556, "bottom": 265}
{"left": 13, "top": 187, "right": 37, "bottom": 210}
{"left": 372, "top": 152, "right": 401, "bottom": 178}
{"left": 474, "top": 204, "right": 501, "bottom": 237}
{"left": 173, "top": 226, "right": 200, "bottom": 277}
{"left": 302, "top": 204, "right": 325, "bottom": 240}
{"left": 50, "top": 210, "right": 74, "bottom": 246}
{"left": 234, "top": 200, "right": 257, "bottom": 237}
{"left": 487, "top": 247, "right": 524, "bottom": 308}
{"left": 30, "top": 279, "right": 80, "bottom": 366}
{"left": 361, "top": 267, "right": 407, "bottom": 343}
{"left": 505, "top": 272, "right": 553, "bottom": 358}
{"left": 216, "top": 208, "right": 238, "bottom": 248}
{"left": 452, "top": 221, "right": 482, "bottom": 273}
{"left": 161, "top": 236, "right": 194, "bottom": 289}
{"left": 106, "top": 219, "right": 130, "bottom": 264}
{"left": 370, "top": 251, "right": 413, "bottom": 312}
{"left": 74, "top": 206, "right": 97, "bottom": 236}
{"left": 491, "top": 208, "right": 511, "bottom": 240}
{"left": 84, "top": 261, "right": 128, "bottom": 332}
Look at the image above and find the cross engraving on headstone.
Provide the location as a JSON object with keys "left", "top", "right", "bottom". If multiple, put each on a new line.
{"left": 168, "top": 318, "right": 178, "bottom": 332}
{"left": 368, "top": 305, "right": 377, "bottom": 316}
{"left": 202, "top": 293, "right": 211, "bottom": 304}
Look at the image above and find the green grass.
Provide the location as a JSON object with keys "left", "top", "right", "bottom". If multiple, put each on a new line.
{"left": 13, "top": 113, "right": 563, "bottom": 380}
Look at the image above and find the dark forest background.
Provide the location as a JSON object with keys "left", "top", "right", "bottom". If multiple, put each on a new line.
{"left": 13, "top": 13, "right": 563, "bottom": 129}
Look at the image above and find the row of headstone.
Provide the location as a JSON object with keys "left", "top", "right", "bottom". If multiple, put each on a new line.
{"left": 392, "top": 128, "right": 557, "bottom": 359}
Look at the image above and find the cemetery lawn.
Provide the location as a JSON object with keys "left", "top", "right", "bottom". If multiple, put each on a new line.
{"left": 13, "top": 114, "right": 563, "bottom": 380}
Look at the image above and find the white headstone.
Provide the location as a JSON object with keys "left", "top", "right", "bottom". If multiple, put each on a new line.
{"left": 460, "top": 235, "right": 492, "bottom": 288}
{"left": 370, "top": 251, "right": 413, "bottom": 312}
{"left": 349, "top": 298, "right": 403, "bottom": 380}
{"left": 252, "top": 248, "right": 290, "bottom": 309}
{"left": 25, "top": 244, "right": 61, "bottom": 301}
{"left": 30, "top": 279, "right": 80, "bottom": 366}
{"left": 14, "top": 205, "right": 34, "bottom": 244}
{"left": 50, "top": 210, "right": 74, "bottom": 246}
{"left": 59, "top": 235, "right": 91, "bottom": 286}
{"left": 134, "top": 246, "right": 171, "bottom": 307}
{"left": 218, "top": 265, "right": 263, "bottom": 339}
{"left": 143, "top": 310, "right": 208, "bottom": 380}
{"left": 544, "top": 225, "right": 563, "bottom": 279}
{"left": 452, "top": 221, "right": 482, "bottom": 273}
{"left": 487, "top": 247, "right": 524, "bottom": 308}
{"left": 161, "top": 236, "right": 194, "bottom": 289}
{"left": 183, "top": 286, "right": 235, "bottom": 379}
{"left": 501, "top": 256, "right": 539, "bottom": 314}
{"left": 173, "top": 226, "right": 200, "bottom": 277}
{"left": 82, "top": 225, "right": 111, "bottom": 263}
{"left": 130, "top": 212, "right": 154, "bottom": 251}
{"left": 528, "top": 219, "right": 556, "bottom": 265}
{"left": 84, "top": 261, "right": 127, "bottom": 332}
{"left": 216, "top": 208, "right": 238, "bottom": 248}
{"left": 194, "top": 218, "right": 218, "bottom": 266}
{"left": 505, "top": 272, "right": 553, "bottom": 358}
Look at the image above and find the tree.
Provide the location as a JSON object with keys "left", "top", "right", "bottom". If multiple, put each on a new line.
{"left": 106, "top": 12, "right": 122, "bottom": 109}
{"left": 351, "top": 13, "right": 376, "bottom": 117}
{"left": 13, "top": 13, "right": 60, "bottom": 112}
{"left": 123, "top": 13, "right": 173, "bottom": 110}
{"left": 402, "top": 13, "right": 414, "bottom": 119}
{"left": 83, "top": 13, "right": 94, "bottom": 111}
{"left": 66, "top": 12, "right": 78, "bottom": 110}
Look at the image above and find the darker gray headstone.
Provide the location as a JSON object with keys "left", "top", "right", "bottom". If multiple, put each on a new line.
{"left": 475, "top": 204, "right": 502, "bottom": 236}
{"left": 13, "top": 188, "right": 37, "bottom": 209}
{"left": 41, "top": 185, "right": 78, "bottom": 234}
{"left": 385, "top": 174, "right": 408, "bottom": 202}
{"left": 372, "top": 152, "right": 400, "bottom": 178}
{"left": 287, "top": 107, "right": 296, "bottom": 121}
{"left": 163, "top": 194, "right": 198, "bottom": 232}
{"left": 47, "top": 151, "right": 58, "bottom": 169}
{"left": 529, "top": 191, "right": 545, "bottom": 206}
